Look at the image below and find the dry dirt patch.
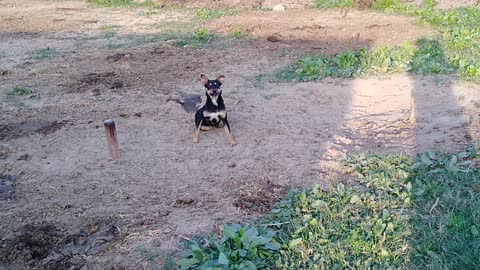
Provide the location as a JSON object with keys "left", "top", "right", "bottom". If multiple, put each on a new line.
{"left": 206, "top": 9, "right": 433, "bottom": 51}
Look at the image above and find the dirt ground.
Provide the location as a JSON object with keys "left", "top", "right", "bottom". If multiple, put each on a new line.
{"left": 1, "top": 0, "right": 479, "bottom": 269}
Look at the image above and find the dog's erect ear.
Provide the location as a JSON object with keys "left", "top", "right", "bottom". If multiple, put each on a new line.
{"left": 217, "top": 75, "right": 225, "bottom": 84}
{"left": 200, "top": 74, "right": 209, "bottom": 85}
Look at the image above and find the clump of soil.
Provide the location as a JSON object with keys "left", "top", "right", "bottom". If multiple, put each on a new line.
{"left": 70, "top": 71, "right": 126, "bottom": 93}
{"left": 0, "top": 121, "right": 67, "bottom": 141}
{"left": 0, "top": 222, "right": 120, "bottom": 270}
{"left": 234, "top": 180, "right": 287, "bottom": 214}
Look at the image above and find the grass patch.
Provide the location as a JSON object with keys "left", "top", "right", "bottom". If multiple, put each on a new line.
{"left": 6, "top": 86, "right": 40, "bottom": 103}
{"left": 229, "top": 26, "right": 248, "bottom": 39}
{"left": 100, "top": 24, "right": 121, "bottom": 38}
{"left": 298, "top": 1, "right": 480, "bottom": 81}
{"left": 176, "top": 148, "right": 480, "bottom": 269}
{"left": 102, "top": 28, "right": 218, "bottom": 50}
{"left": 87, "top": 0, "right": 156, "bottom": 8}
{"left": 195, "top": 7, "right": 239, "bottom": 19}
{"left": 314, "top": 0, "right": 354, "bottom": 8}
{"left": 29, "top": 47, "right": 59, "bottom": 60}
{"left": 9, "top": 86, "right": 35, "bottom": 96}
{"left": 275, "top": 36, "right": 460, "bottom": 81}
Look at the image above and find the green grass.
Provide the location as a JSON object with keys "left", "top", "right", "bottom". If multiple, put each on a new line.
{"left": 87, "top": 0, "right": 156, "bottom": 8}
{"left": 9, "top": 86, "right": 35, "bottom": 96}
{"left": 100, "top": 24, "right": 121, "bottom": 38}
{"left": 101, "top": 28, "right": 218, "bottom": 50}
{"left": 175, "top": 148, "right": 480, "bottom": 269}
{"left": 5, "top": 86, "right": 40, "bottom": 106}
{"left": 229, "top": 26, "right": 248, "bottom": 39}
{"left": 29, "top": 47, "right": 59, "bottom": 60}
{"left": 275, "top": 38, "right": 455, "bottom": 81}
{"left": 314, "top": 0, "right": 354, "bottom": 8}
{"left": 409, "top": 147, "right": 480, "bottom": 269}
{"left": 288, "top": 1, "right": 480, "bottom": 81}
{"left": 195, "top": 7, "right": 239, "bottom": 19}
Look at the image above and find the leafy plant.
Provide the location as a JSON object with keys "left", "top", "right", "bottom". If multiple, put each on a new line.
{"left": 6, "top": 86, "right": 40, "bottom": 103}
{"left": 191, "top": 28, "right": 214, "bottom": 42}
{"left": 29, "top": 47, "right": 59, "bottom": 60}
{"left": 177, "top": 225, "right": 281, "bottom": 269}
{"left": 88, "top": 0, "right": 156, "bottom": 8}
{"left": 195, "top": 7, "right": 239, "bottom": 19}
{"left": 229, "top": 26, "right": 247, "bottom": 39}
{"left": 314, "top": 0, "right": 354, "bottom": 8}
{"left": 9, "top": 86, "right": 35, "bottom": 96}
{"left": 409, "top": 149, "right": 480, "bottom": 269}
{"left": 175, "top": 149, "right": 480, "bottom": 269}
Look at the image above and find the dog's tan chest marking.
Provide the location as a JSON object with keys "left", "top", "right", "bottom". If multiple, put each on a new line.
{"left": 203, "top": 110, "right": 226, "bottom": 123}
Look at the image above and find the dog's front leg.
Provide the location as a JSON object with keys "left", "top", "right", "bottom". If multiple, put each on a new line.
{"left": 193, "top": 118, "right": 203, "bottom": 143}
{"left": 222, "top": 115, "right": 236, "bottom": 146}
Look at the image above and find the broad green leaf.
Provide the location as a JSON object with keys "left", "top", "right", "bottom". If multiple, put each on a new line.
{"left": 471, "top": 225, "right": 479, "bottom": 236}
{"left": 265, "top": 241, "right": 281, "bottom": 251}
{"left": 223, "top": 225, "right": 237, "bottom": 240}
{"left": 242, "top": 260, "right": 258, "bottom": 270}
{"left": 218, "top": 252, "right": 229, "bottom": 266}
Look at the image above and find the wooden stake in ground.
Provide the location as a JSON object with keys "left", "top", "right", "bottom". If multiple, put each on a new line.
{"left": 104, "top": 119, "right": 119, "bottom": 160}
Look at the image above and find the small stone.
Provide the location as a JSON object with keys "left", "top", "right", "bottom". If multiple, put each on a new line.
{"left": 134, "top": 112, "right": 142, "bottom": 117}
{"left": 272, "top": 4, "right": 285, "bottom": 11}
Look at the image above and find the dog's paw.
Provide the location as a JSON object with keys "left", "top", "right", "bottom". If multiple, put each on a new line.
{"left": 228, "top": 139, "right": 237, "bottom": 146}
{"left": 193, "top": 137, "right": 199, "bottom": 143}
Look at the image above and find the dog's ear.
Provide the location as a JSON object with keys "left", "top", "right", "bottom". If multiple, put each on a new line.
{"left": 217, "top": 75, "right": 225, "bottom": 84}
{"left": 199, "top": 74, "right": 209, "bottom": 85}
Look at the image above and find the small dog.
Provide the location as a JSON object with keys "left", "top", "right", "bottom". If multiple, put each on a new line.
{"left": 193, "top": 74, "right": 236, "bottom": 146}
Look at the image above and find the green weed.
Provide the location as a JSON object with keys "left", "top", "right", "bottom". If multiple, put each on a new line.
{"left": 409, "top": 149, "right": 480, "bottom": 269}
{"left": 9, "top": 86, "right": 35, "bottom": 96}
{"left": 314, "top": 0, "right": 354, "bottom": 8}
{"left": 177, "top": 225, "right": 281, "bottom": 269}
{"left": 88, "top": 0, "right": 156, "bottom": 8}
{"left": 195, "top": 7, "right": 239, "bottom": 19}
{"left": 6, "top": 86, "right": 40, "bottom": 103}
{"left": 306, "top": 1, "right": 480, "bottom": 81}
{"left": 29, "top": 47, "right": 59, "bottom": 60}
{"left": 229, "top": 26, "right": 248, "bottom": 39}
{"left": 275, "top": 36, "right": 461, "bottom": 81}
{"left": 176, "top": 149, "right": 480, "bottom": 269}
{"left": 192, "top": 28, "right": 214, "bottom": 42}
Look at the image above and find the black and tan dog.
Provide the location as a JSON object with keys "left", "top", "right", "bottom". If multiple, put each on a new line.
{"left": 193, "top": 74, "right": 236, "bottom": 146}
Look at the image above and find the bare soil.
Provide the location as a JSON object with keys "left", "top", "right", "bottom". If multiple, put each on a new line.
{"left": 1, "top": 1, "right": 479, "bottom": 269}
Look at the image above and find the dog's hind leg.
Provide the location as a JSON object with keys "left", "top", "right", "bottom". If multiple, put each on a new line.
{"left": 222, "top": 115, "right": 236, "bottom": 146}
{"left": 193, "top": 118, "right": 203, "bottom": 143}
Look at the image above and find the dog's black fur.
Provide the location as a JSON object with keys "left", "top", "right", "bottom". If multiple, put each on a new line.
{"left": 193, "top": 74, "right": 236, "bottom": 146}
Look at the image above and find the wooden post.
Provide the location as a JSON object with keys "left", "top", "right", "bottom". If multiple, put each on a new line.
{"left": 104, "top": 119, "right": 119, "bottom": 160}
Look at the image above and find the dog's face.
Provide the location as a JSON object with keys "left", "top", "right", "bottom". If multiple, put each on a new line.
{"left": 200, "top": 74, "right": 225, "bottom": 98}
